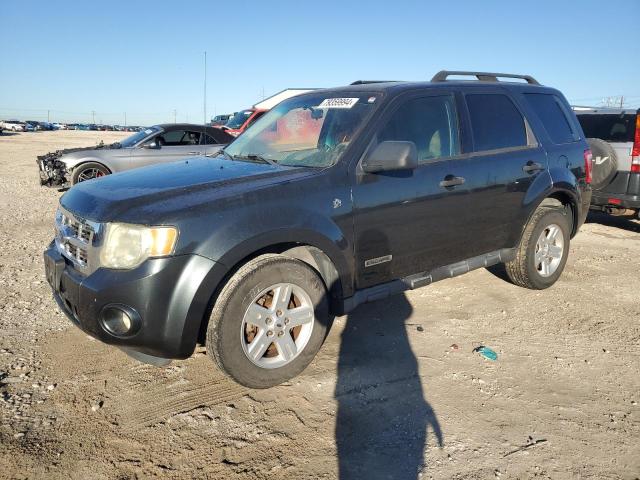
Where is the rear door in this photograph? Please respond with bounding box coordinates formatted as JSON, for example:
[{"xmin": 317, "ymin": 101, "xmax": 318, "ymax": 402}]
[{"xmin": 460, "ymin": 88, "xmax": 549, "ymax": 251}]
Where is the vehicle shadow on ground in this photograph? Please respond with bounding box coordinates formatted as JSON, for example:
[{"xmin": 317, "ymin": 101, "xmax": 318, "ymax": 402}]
[
  {"xmin": 586, "ymin": 211, "xmax": 640, "ymax": 233},
  {"xmin": 334, "ymin": 293, "xmax": 443, "ymax": 480}
]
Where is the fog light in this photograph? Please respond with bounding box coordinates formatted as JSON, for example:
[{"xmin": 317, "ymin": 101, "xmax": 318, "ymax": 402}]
[{"xmin": 100, "ymin": 305, "xmax": 140, "ymax": 337}]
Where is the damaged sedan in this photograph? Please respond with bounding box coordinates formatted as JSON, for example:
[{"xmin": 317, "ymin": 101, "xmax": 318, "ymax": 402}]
[{"xmin": 38, "ymin": 123, "xmax": 234, "ymax": 188}]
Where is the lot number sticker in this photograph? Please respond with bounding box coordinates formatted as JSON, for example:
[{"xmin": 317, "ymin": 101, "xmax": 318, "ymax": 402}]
[{"xmin": 317, "ymin": 98, "xmax": 359, "ymax": 109}]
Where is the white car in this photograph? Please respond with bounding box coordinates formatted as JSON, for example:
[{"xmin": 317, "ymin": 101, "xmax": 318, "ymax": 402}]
[
  {"xmin": 52, "ymin": 123, "xmax": 68, "ymax": 130},
  {"xmin": 2, "ymin": 120, "xmax": 25, "ymax": 132}
]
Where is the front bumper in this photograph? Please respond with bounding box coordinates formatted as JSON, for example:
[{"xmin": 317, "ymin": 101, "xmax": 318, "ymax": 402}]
[
  {"xmin": 37, "ymin": 155, "xmax": 70, "ymax": 188},
  {"xmin": 44, "ymin": 243, "xmax": 226, "ymax": 359}
]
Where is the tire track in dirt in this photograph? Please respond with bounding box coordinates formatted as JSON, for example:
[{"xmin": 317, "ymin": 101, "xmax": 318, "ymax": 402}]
[{"xmin": 118, "ymin": 372, "xmax": 247, "ymax": 432}]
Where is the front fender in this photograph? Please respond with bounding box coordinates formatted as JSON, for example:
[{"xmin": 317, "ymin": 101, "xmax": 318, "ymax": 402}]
[
  {"xmin": 63, "ymin": 155, "xmax": 112, "ymax": 172},
  {"xmin": 189, "ymin": 206, "xmax": 354, "ymax": 298}
]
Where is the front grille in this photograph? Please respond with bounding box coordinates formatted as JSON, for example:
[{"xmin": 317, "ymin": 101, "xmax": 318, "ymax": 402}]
[
  {"xmin": 55, "ymin": 208, "xmax": 100, "ymax": 274},
  {"xmin": 64, "ymin": 217, "xmax": 94, "ymax": 244}
]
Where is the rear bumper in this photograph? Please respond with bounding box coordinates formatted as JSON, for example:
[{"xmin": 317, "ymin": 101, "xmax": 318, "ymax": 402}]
[
  {"xmin": 591, "ymin": 191, "xmax": 640, "ymax": 209},
  {"xmin": 44, "ymin": 244, "xmax": 227, "ymax": 359},
  {"xmin": 591, "ymin": 171, "xmax": 640, "ymax": 209}
]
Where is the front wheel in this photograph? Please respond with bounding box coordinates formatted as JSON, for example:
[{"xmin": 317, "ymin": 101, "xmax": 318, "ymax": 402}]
[
  {"xmin": 505, "ymin": 205, "xmax": 571, "ymax": 290},
  {"xmin": 206, "ymin": 254, "xmax": 332, "ymax": 388},
  {"xmin": 71, "ymin": 162, "xmax": 110, "ymax": 184}
]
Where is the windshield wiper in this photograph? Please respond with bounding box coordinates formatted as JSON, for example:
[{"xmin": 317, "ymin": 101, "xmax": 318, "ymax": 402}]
[{"xmin": 234, "ymin": 153, "xmax": 278, "ymax": 166}]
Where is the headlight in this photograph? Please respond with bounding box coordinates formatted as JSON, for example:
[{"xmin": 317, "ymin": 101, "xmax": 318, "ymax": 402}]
[{"xmin": 99, "ymin": 223, "xmax": 178, "ymax": 269}]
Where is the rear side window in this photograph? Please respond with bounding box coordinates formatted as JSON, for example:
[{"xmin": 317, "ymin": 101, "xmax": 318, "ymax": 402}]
[
  {"xmin": 203, "ymin": 134, "xmax": 219, "ymax": 145},
  {"xmin": 577, "ymin": 114, "xmax": 637, "ymax": 143},
  {"xmin": 524, "ymin": 93, "xmax": 576, "ymax": 144},
  {"xmin": 466, "ymin": 94, "xmax": 527, "ymax": 151},
  {"xmin": 378, "ymin": 95, "xmax": 460, "ymax": 162},
  {"xmin": 156, "ymin": 130, "xmax": 201, "ymax": 146}
]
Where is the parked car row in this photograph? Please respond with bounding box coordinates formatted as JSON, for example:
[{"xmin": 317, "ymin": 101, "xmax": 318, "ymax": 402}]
[
  {"xmin": 0, "ymin": 120, "xmax": 145, "ymax": 132},
  {"xmin": 1, "ymin": 119, "xmax": 35, "ymax": 131}
]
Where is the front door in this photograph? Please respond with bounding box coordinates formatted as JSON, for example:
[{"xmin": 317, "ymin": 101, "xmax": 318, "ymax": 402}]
[{"xmin": 352, "ymin": 92, "xmax": 478, "ymax": 289}]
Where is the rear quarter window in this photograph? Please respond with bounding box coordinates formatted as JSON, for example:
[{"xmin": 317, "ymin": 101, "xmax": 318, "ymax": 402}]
[
  {"xmin": 523, "ymin": 93, "xmax": 577, "ymax": 144},
  {"xmin": 576, "ymin": 114, "xmax": 636, "ymax": 143},
  {"xmin": 465, "ymin": 93, "xmax": 528, "ymax": 151}
]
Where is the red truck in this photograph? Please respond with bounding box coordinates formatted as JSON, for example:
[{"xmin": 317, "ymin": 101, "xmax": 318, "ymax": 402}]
[{"xmin": 218, "ymin": 88, "xmax": 315, "ymax": 137}]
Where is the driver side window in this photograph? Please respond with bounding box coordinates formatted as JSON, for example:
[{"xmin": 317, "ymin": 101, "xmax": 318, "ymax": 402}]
[{"xmin": 378, "ymin": 95, "xmax": 460, "ymax": 163}]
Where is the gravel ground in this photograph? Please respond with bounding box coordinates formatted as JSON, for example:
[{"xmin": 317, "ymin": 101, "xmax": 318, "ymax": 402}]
[{"xmin": 0, "ymin": 131, "xmax": 639, "ymax": 480}]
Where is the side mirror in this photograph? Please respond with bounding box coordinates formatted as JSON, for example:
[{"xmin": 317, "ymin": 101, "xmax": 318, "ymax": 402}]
[
  {"xmin": 143, "ymin": 142, "xmax": 160, "ymax": 149},
  {"xmin": 361, "ymin": 141, "xmax": 418, "ymax": 173}
]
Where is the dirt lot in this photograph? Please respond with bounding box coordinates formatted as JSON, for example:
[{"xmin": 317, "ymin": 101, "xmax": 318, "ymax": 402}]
[{"xmin": 0, "ymin": 131, "xmax": 638, "ymax": 479}]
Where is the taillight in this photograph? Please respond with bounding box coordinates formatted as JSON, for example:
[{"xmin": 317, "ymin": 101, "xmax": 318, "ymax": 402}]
[
  {"xmin": 584, "ymin": 149, "xmax": 593, "ymax": 184},
  {"xmin": 632, "ymin": 113, "xmax": 640, "ymax": 173}
]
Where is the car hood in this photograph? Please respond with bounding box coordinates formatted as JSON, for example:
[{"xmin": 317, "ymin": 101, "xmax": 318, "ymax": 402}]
[
  {"xmin": 40, "ymin": 142, "xmax": 123, "ymax": 164},
  {"xmin": 60, "ymin": 156, "xmax": 315, "ymax": 223}
]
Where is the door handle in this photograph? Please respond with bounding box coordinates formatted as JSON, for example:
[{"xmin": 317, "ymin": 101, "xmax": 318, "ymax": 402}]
[
  {"xmin": 439, "ymin": 175, "xmax": 465, "ymax": 188},
  {"xmin": 187, "ymin": 151, "xmax": 201, "ymax": 155},
  {"xmin": 522, "ymin": 161, "xmax": 544, "ymax": 173}
]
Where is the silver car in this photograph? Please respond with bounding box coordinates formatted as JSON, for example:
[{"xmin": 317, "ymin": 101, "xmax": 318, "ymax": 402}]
[{"xmin": 38, "ymin": 123, "xmax": 234, "ymax": 188}]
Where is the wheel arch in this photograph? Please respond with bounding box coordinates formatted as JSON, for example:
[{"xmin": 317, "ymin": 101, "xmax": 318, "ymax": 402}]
[
  {"xmin": 195, "ymin": 235, "xmax": 351, "ymax": 344},
  {"xmin": 69, "ymin": 159, "xmax": 113, "ymax": 173},
  {"xmin": 520, "ymin": 188, "xmax": 578, "ymax": 245},
  {"xmin": 541, "ymin": 189, "xmax": 578, "ymax": 237}
]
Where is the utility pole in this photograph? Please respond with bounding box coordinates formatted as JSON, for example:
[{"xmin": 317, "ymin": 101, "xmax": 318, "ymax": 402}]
[
  {"xmin": 204, "ymin": 51, "xmax": 207, "ymax": 125},
  {"xmin": 124, "ymin": 112, "xmax": 127, "ymax": 127},
  {"xmin": 91, "ymin": 110, "xmax": 96, "ymax": 124},
  {"xmin": 173, "ymin": 109, "xmax": 177, "ymax": 123},
  {"xmin": 620, "ymin": 96, "xmax": 624, "ymax": 108},
  {"xmin": 47, "ymin": 110, "xmax": 50, "ymax": 123}
]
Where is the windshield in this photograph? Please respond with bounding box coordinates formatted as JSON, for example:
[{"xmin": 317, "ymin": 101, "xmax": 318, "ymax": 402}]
[
  {"xmin": 224, "ymin": 93, "xmax": 379, "ymax": 168},
  {"xmin": 225, "ymin": 110, "xmax": 253, "ymax": 129},
  {"xmin": 120, "ymin": 126, "xmax": 161, "ymax": 147}
]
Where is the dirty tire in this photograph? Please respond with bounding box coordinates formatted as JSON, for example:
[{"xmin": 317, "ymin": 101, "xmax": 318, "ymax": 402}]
[
  {"xmin": 71, "ymin": 162, "xmax": 110, "ymax": 184},
  {"xmin": 206, "ymin": 254, "xmax": 332, "ymax": 389},
  {"xmin": 587, "ymin": 138, "xmax": 618, "ymax": 190},
  {"xmin": 505, "ymin": 206, "xmax": 571, "ymax": 290}
]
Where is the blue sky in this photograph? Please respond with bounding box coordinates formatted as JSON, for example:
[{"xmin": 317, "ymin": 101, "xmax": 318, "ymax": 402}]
[{"xmin": 1, "ymin": 0, "xmax": 639, "ymax": 125}]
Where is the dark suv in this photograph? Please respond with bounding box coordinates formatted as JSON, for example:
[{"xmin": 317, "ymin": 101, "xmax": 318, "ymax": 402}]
[{"xmin": 44, "ymin": 71, "xmax": 592, "ymax": 388}]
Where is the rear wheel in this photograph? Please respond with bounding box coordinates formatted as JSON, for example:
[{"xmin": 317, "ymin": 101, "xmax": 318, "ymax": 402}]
[
  {"xmin": 71, "ymin": 162, "xmax": 110, "ymax": 184},
  {"xmin": 206, "ymin": 254, "xmax": 332, "ymax": 388},
  {"xmin": 505, "ymin": 205, "xmax": 571, "ymax": 289}
]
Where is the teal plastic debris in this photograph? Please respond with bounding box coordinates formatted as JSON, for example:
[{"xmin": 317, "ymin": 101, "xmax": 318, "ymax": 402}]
[{"xmin": 474, "ymin": 345, "xmax": 498, "ymax": 361}]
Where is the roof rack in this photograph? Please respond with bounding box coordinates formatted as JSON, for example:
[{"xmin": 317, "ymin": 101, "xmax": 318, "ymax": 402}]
[
  {"xmin": 431, "ymin": 70, "xmax": 540, "ymax": 85},
  {"xmin": 350, "ymin": 80, "xmax": 401, "ymax": 85}
]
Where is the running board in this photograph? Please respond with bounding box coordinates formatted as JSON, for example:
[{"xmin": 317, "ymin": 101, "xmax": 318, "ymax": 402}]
[{"xmin": 341, "ymin": 248, "xmax": 516, "ymax": 314}]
